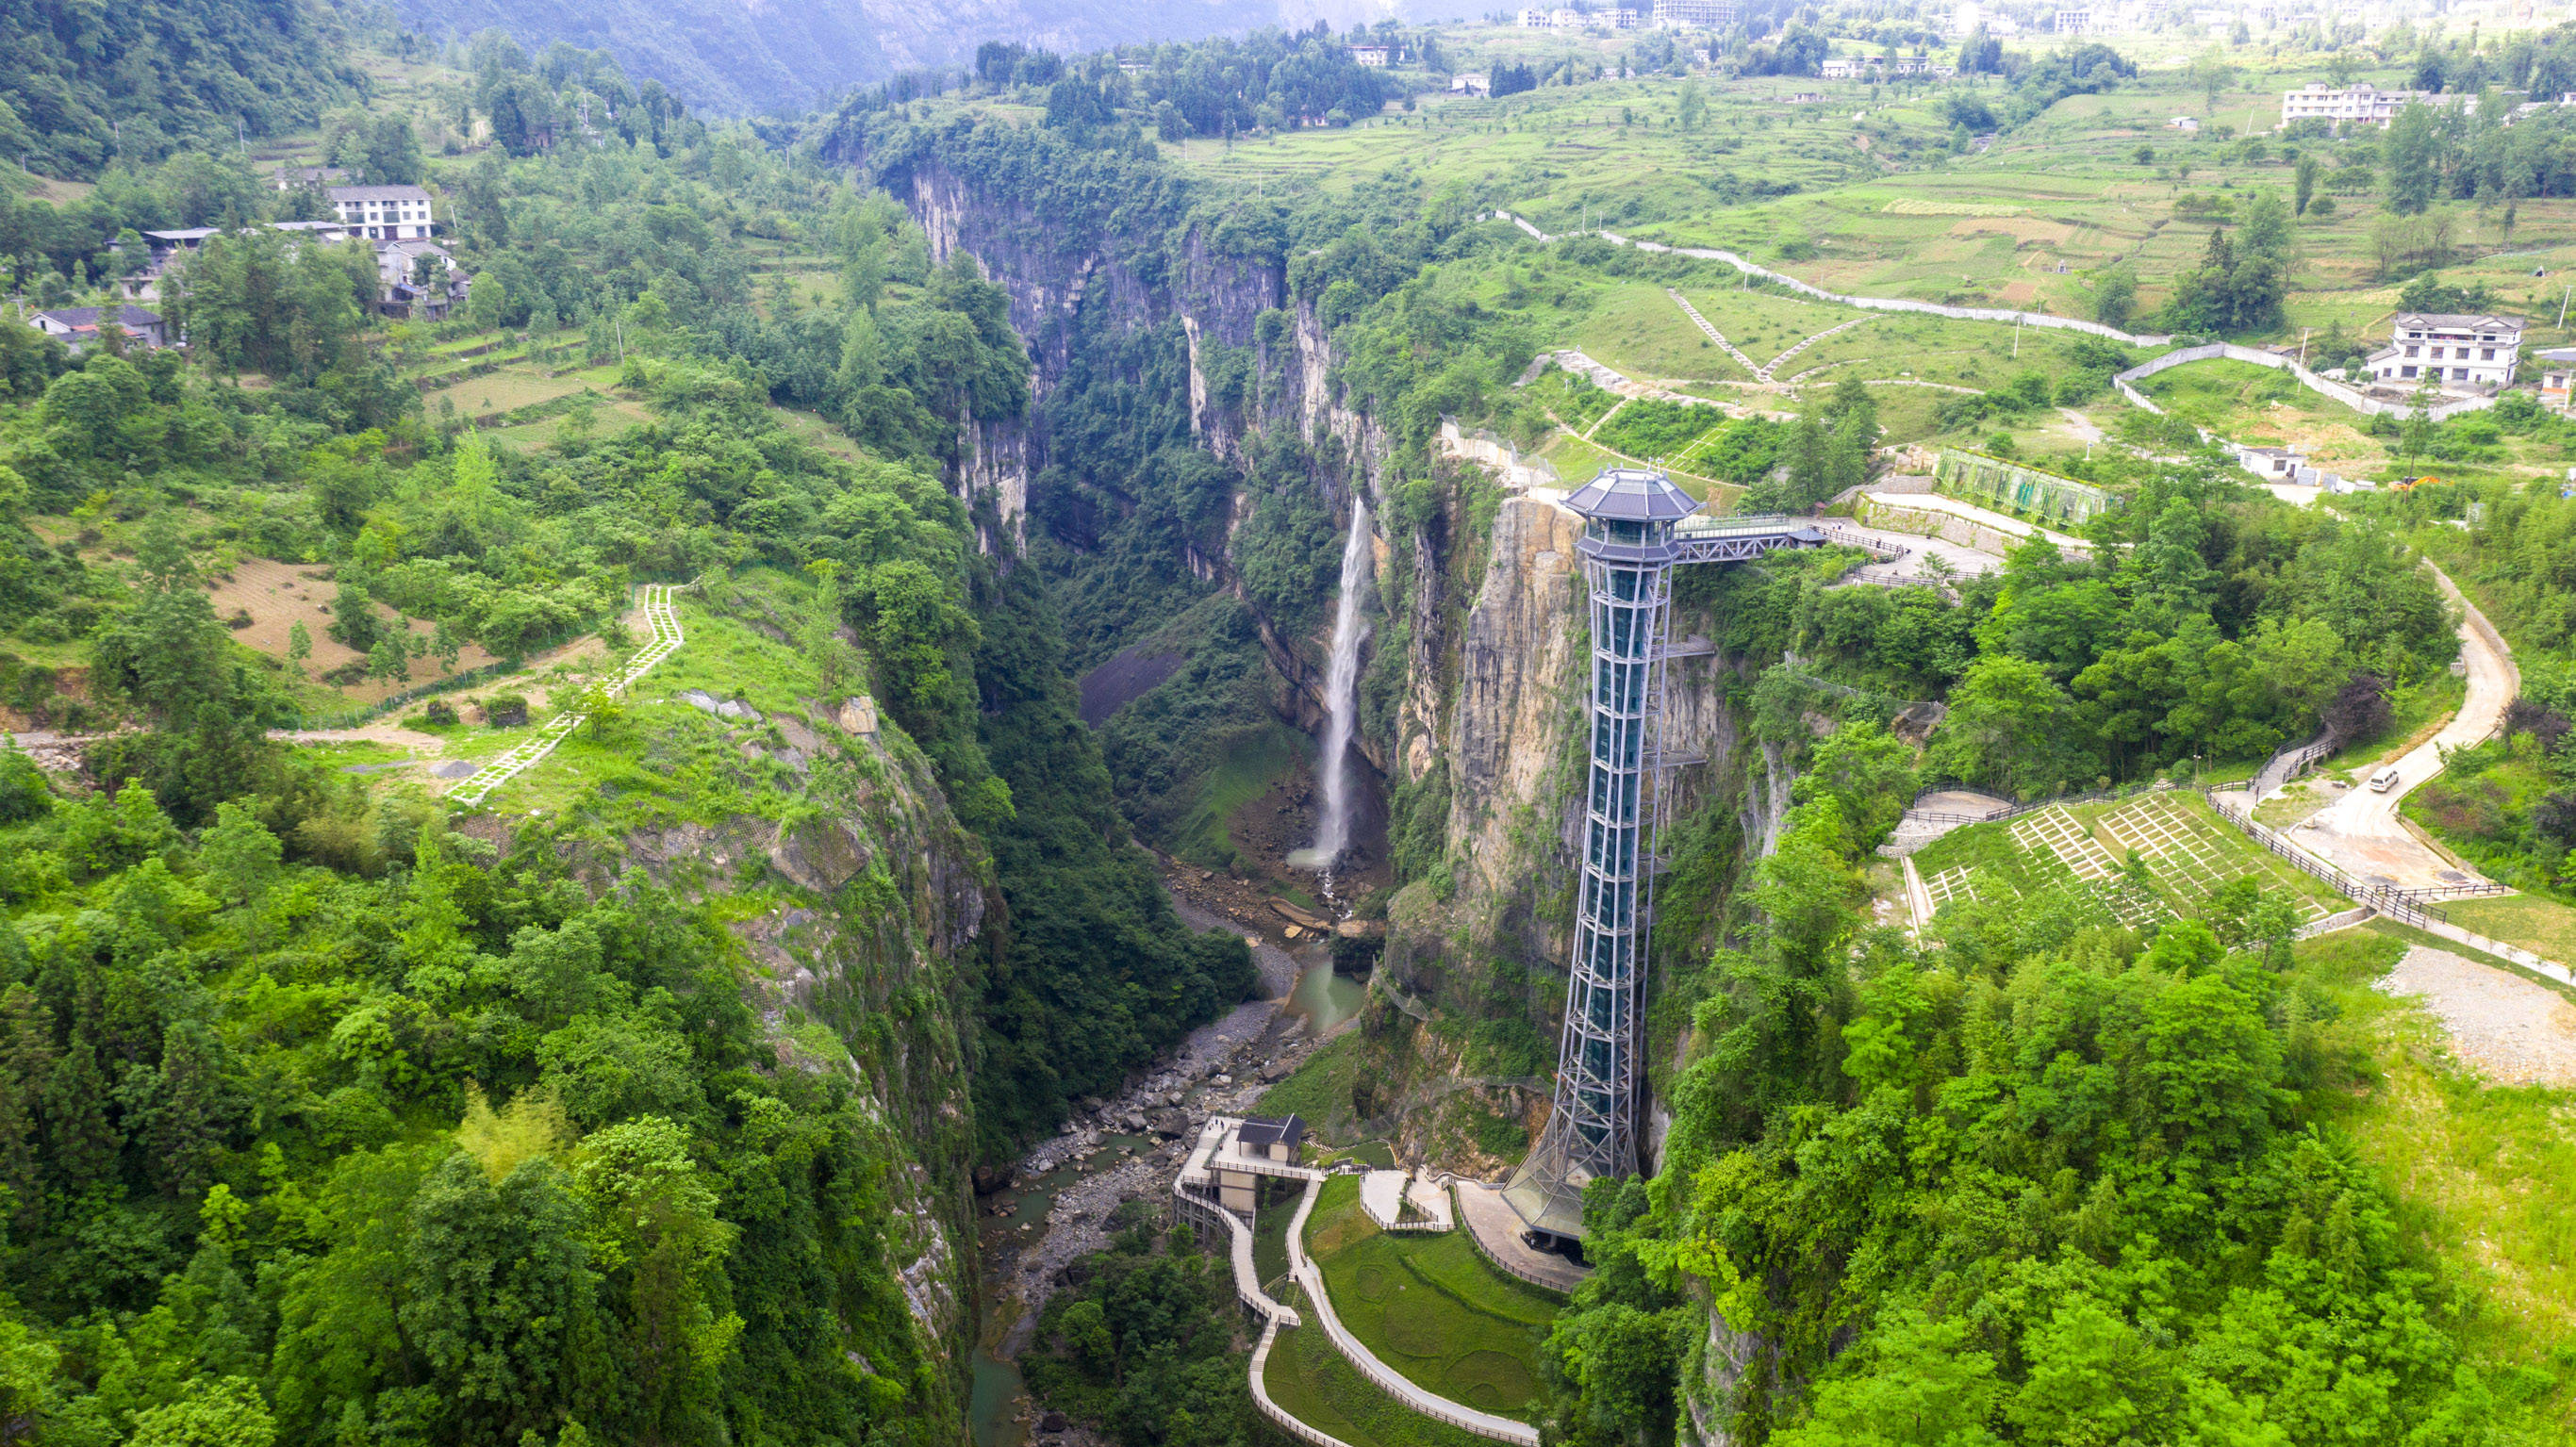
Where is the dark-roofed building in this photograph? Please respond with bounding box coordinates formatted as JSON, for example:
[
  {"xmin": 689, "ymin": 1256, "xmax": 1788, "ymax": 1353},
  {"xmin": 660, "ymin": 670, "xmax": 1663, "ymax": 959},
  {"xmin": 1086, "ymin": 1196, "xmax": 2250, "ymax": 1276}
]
[
  {"xmin": 28, "ymin": 304, "xmax": 169, "ymax": 353},
  {"xmin": 274, "ymin": 163, "xmax": 349, "ymax": 191},
  {"xmin": 372, "ymin": 237, "xmax": 470, "ymax": 320},
  {"xmin": 1236, "ymin": 1115, "xmax": 1306, "ymax": 1157},
  {"xmin": 327, "ymin": 185, "xmax": 435, "ymax": 240}
]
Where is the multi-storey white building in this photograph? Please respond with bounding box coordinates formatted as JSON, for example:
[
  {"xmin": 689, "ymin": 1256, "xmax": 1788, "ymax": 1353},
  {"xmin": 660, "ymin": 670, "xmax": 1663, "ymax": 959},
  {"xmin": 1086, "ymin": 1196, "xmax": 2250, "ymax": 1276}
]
[
  {"xmin": 327, "ymin": 185, "xmax": 435, "ymax": 240},
  {"xmin": 1821, "ymin": 55, "xmax": 1876, "ymax": 78},
  {"xmin": 1651, "ymin": 0, "xmax": 1740, "ymax": 25},
  {"xmin": 2365, "ymin": 313, "xmax": 2525, "ymax": 390},
  {"xmin": 2279, "ymin": 81, "xmax": 2430, "ymax": 127},
  {"xmin": 2055, "ymin": 8, "xmax": 2093, "ymax": 30}
]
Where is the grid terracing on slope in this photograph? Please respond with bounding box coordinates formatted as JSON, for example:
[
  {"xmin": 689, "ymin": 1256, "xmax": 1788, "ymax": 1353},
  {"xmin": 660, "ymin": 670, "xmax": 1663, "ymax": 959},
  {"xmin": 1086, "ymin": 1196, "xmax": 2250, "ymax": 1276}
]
[{"xmin": 2096, "ymin": 792, "xmax": 2333, "ymax": 922}]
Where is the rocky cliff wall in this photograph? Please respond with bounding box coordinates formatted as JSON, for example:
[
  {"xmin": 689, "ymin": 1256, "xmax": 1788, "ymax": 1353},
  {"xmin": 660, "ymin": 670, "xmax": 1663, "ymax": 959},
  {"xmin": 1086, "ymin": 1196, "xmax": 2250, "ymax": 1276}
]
[{"xmin": 569, "ymin": 586, "xmax": 992, "ymax": 1432}]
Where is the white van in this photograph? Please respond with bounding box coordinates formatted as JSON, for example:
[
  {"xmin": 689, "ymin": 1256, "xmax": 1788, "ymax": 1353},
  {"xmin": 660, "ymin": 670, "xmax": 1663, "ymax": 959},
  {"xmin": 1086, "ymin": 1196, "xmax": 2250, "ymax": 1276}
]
[{"xmin": 2368, "ymin": 765, "xmax": 2403, "ymax": 794}]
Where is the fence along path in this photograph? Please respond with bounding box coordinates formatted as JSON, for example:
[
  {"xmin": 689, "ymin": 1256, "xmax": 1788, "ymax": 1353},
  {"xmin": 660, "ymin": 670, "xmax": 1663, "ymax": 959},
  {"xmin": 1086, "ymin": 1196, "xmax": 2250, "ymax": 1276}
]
[{"xmin": 448, "ymin": 584, "xmax": 685, "ymax": 807}]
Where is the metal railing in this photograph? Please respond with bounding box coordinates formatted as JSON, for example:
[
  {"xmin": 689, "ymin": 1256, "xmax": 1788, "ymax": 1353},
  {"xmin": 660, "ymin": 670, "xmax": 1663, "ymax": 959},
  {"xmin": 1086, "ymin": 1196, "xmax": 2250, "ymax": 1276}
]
[{"xmin": 2199, "ymin": 788, "xmax": 2449, "ymax": 929}]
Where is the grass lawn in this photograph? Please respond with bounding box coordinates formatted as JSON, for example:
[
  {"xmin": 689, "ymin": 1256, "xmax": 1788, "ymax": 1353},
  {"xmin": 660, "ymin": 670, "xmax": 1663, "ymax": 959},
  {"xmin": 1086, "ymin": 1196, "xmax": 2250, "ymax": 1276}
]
[
  {"xmin": 2299, "ymin": 928, "xmax": 2576, "ymax": 1438},
  {"xmin": 423, "ymin": 368, "xmax": 588, "ymax": 419},
  {"xmin": 1567, "ymin": 282, "xmax": 1755, "ymax": 384},
  {"xmin": 1538, "ymin": 432, "xmax": 1741, "ymax": 507},
  {"xmin": 1303, "ymin": 1175, "xmax": 1557, "ymax": 1422},
  {"xmin": 1261, "ymin": 1305, "xmax": 1496, "ymax": 1447},
  {"xmin": 1257, "ymin": 1034, "xmax": 1362, "ymax": 1136},
  {"xmin": 2437, "ymin": 894, "xmax": 2576, "ymax": 969}
]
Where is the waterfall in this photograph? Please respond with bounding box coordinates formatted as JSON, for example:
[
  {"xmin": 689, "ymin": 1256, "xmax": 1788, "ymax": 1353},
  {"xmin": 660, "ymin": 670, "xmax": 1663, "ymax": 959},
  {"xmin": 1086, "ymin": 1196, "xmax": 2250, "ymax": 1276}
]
[{"xmin": 1291, "ymin": 498, "xmax": 1373, "ymax": 879}]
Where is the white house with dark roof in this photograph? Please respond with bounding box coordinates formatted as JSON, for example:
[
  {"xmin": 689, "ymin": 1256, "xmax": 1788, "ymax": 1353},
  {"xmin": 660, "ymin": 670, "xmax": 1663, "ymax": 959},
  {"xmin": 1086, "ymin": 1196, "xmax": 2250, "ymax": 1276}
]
[
  {"xmin": 28, "ymin": 304, "xmax": 169, "ymax": 353},
  {"xmin": 2365, "ymin": 312, "xmax": 2525, "ymax": 391},
  {"xmin": 326, "ymin": 185, "xmax": 435, "ymax": 240}
]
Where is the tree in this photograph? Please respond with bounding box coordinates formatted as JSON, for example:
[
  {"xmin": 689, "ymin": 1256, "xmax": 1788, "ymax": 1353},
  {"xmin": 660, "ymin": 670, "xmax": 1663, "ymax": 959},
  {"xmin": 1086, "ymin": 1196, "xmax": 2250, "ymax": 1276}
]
[
  {"xmin": 2295, "ymin": 152, "xmax": 2320, "ymax": 215},
  {"xmin": 2385, "ymin": 101, "xmax": 2440, "ymax": 214},
  {"xmin": 286, "ymin": 621, "xmax": 312, "ymax": 678},
  {"xmin": 125, "ymin": 1377, "xmax": 276, "ymax": 1447},
  {"xmin": 2188, "ymin": 49, "xmax": 2239, "ymax": 113},
  {"xmin": 368, "ymin": 634, "xmax": 410, "ymax": 685},
  {"xmin": 200, "ymin": 800, "xmax": 283, "ymax": 909},
  {"xmin": 2093, "ymin": 267, "xmax": 2138, "ymax": 329},
  {"xmin": 401, "ymin": 1155, "xmax": 605, "ymax": 1447},
  {"xmin": 44, "ymin": 1034, "xmax": 122, "ymax": 1196},
  {"xmin": 1928, "ymin": 654, "xmax": 2088, "ymax": 797}
]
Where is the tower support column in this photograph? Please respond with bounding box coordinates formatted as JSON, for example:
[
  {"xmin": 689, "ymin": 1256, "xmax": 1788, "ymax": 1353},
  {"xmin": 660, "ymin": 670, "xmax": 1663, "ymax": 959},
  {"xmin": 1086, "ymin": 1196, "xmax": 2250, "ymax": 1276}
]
[{"xmin": 1503, "ymin": 468, "xmax": 1695, "ymax": 1244}]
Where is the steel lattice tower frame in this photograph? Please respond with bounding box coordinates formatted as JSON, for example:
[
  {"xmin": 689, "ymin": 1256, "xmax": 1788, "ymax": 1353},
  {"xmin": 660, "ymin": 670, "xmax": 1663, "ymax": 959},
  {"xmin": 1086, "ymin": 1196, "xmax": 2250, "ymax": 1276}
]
[{"xmin": 1503, "ymin": 468, "xmax": 1698, "ymax": 1244}]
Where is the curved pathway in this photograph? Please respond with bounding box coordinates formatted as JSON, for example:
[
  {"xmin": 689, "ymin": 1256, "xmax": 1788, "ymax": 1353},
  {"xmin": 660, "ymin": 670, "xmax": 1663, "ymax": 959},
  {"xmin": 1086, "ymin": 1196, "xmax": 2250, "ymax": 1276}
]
[
  {"xmin": 1494, "ymin": 211, "xmax": 2175, "ymax": 348},
  {"xmin": 448, "ymin": 584, "xmax": 685, "ymax": 808},
  {"xmin": 2286, "ymin": 563, "xmax": 2518, "ymax": 893},
  {"xmin": 1285, "ymin": 1181, "xmax": 1541, "ymax": 1446}
]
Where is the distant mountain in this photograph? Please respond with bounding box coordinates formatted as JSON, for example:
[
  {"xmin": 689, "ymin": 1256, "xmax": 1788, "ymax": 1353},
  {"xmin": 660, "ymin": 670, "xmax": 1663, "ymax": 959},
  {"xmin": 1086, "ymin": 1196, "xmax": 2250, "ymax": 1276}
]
[{"xmin": 391, "ymin": 0, "xmax": 1432, "ymax": 116}]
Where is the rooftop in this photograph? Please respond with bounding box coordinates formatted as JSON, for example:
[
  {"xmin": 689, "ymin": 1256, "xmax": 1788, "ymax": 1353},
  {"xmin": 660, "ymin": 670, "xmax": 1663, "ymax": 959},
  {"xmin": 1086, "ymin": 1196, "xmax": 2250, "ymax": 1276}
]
[
  {"xmin": 1563, "ymin": 466, "xmax": 1700, "ymax": 522},
  {"xmin": 32, "ymin": 304, "xmax": 163, "ymax": 331},
  {"xmin": 1236, "ymin": 1114, "xmax": 1306, "ymax": 1149},
  {"xmin": 327, "ymin": 185, "xmax": 431, "ymax": 203},
  {"xmin": 2393, "ymin": 312, "xmax": 2526, "ymax": 331}
]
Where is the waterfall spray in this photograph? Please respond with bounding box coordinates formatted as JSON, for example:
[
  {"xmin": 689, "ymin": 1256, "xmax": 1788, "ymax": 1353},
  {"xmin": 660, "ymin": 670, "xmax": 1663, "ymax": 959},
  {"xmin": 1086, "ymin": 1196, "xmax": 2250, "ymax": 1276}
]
[{"xmin": 1290, "ymin": 498, "xmax": 1372, "ymax": 880}]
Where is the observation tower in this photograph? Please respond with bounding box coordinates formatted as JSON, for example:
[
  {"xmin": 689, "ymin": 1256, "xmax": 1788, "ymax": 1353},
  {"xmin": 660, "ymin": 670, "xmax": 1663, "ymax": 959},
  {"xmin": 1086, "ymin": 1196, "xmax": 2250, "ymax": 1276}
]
[{"xmin": 1503, "ymin": 467, "xmax": 1846, "ymax": 1244}]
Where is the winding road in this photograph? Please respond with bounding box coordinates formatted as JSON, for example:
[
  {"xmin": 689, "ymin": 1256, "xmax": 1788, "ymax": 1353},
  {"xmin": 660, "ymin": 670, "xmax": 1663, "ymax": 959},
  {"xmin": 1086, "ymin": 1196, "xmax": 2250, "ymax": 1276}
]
[{"xmin": 2285, "ymin": 564, "xmax": 2518, "ymax": 894}]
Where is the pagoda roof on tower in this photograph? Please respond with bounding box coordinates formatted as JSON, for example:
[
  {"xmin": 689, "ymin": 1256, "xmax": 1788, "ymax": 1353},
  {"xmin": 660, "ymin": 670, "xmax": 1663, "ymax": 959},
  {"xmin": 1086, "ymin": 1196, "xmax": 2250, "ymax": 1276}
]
[{"xmin": 1562, "ymin": 466, "xmax": 1699, "ymax": 522}]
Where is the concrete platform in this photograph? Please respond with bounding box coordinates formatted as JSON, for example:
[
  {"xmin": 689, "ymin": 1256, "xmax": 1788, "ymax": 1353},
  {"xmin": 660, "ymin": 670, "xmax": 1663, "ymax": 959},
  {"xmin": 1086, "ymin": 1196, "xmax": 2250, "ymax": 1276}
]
[{"xmin": 1454, "ymin": 1181, "xmax": 1591, "ymax": 1294}]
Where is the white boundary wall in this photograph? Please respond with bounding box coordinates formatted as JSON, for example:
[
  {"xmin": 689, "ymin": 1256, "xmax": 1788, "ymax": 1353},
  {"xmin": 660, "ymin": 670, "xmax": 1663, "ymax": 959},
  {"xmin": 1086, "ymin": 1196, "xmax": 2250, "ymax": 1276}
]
[{"xmin": 2115, "ymin": 341, "xmax": 2499, "ymax": 421}]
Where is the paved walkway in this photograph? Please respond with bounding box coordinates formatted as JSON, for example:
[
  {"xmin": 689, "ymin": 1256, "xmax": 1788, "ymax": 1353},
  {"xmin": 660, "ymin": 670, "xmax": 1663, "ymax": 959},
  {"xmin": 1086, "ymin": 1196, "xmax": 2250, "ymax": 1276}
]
[
  {"xmin": 1827, "ymin": 518, "xmax": 2000, "ymax": 584},
  {"xmin": 2287, "ymin": 563, "xmax": 2517, "ymax": 893},
  {"xmin": 1453, "ymin": 1181, "xmax": 1592, "ymax": 1293},
  {"xmin": 1286, "ymin": 1184, "xmax": 1539, "ymax": 1446},
  {"xmin": 1360, "ymin": 1170, "xmax": 1456, "ymax": 1231}
]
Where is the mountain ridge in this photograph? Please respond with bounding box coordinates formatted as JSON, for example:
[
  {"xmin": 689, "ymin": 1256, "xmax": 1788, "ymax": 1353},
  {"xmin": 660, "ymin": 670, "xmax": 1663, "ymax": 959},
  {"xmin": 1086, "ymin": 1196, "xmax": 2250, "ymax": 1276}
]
[{"xmin": 394, "ymin": 0, "xmax": 1414, "ymax": 114}]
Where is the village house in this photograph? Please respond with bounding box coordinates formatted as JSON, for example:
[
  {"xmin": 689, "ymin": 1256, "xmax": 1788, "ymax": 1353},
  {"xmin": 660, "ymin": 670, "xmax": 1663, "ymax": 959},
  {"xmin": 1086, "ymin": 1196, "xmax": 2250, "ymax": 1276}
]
[
  {"xmin": 1349, "ymin": 44, "xmax": 1394, "ymax": 66},
  {"xmin": 1201, "ymin": 1115, "xmax": 1307, "ymax": 1212},
  {"xmin": 1651, "ymin": 0, "xmax": 1739, "ymax": 23},
  {"xmin": 2533, "ymin": 346, "xmax": 2576, "ymax": 410},
  {"xmin": 2365, "ymin": 312, "xmax": 2525, "ymax": 391},
  {"xmin": 2230, "ymin": 441, "xmax": 2305, "ymax": 478},
  {"xmin": 372, "ymin": 238, "xmax": 471, "ymax": 321},
  {"xmin": 1449, "ymin": 73, "xmax": 1492, "ymax": 95},
  {"xmin": 273, "ymin": 164, "xmax": 349, "ymax": 191},
  {"xmin": 327, "ymin": 185, "xmax": 436, "ymax": 241},
  {"xmin": 27, "ymin": 304, "xmax": 170, "ymax": 353},
  {"xmin": 2278, "ymin": 81, "xmax": 2439, "ymax": 127}
]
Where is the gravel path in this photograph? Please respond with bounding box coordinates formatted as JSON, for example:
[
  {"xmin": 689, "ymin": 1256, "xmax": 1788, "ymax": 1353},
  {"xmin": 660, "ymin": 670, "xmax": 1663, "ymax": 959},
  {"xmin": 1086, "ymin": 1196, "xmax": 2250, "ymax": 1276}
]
[{"xmin": 2378, "ymin": 946, "xmax": 2576, "ymax": 1088}]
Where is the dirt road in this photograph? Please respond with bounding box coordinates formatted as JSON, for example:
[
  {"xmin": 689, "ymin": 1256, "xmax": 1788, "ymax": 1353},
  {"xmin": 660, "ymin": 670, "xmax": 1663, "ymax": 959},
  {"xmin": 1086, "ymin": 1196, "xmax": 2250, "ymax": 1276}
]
[{"xmin": 2288, "ymin": 564, "xmax": 2517, "ymax": 892}]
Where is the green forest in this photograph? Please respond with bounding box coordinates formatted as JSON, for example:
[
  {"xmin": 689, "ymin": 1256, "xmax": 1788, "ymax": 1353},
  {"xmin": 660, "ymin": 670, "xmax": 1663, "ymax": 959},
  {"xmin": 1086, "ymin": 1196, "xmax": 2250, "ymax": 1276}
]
[{"xmin": 5, "ymin": 6, "xmax": 2576, "ymax": 1447}]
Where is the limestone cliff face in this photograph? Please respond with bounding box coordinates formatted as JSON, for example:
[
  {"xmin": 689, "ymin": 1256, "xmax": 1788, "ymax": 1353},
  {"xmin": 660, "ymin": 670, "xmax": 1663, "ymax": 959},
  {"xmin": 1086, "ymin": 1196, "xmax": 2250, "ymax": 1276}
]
[
  {"xmin": 1441, "ymin": 495, "xmax": 1586, "ymax": 936},
  {"xmin": 575, "ymin": 592, "xmax": 990, "ymax": 1434}
]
